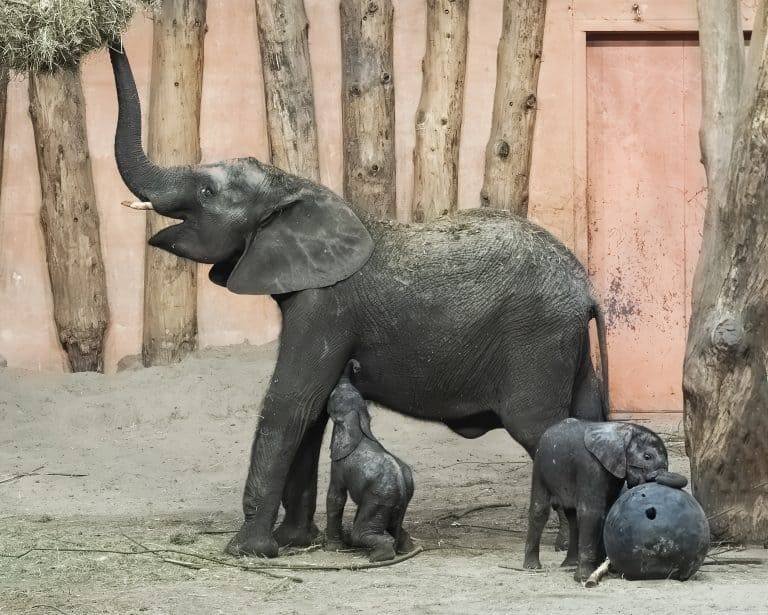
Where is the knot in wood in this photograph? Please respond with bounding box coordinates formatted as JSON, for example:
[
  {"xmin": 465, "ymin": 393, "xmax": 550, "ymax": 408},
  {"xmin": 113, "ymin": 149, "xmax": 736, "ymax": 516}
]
[
  {"xmin": 367, "ymin": 2, "xmax": 378, "ymax": 13},
  {"xmin": 494, "ymin": 140, "xmax": 510, "ymax": 159},
  {"xmin": 369, "ymin": 164, "xmax": 380, "ymax": 175},
  {"xmin": 525, "ymin": 94, "xmax": 537, "ymax": 109},
  {"xmin": 349, "ymin": 86, "xmax": 361, "ymax": 97},
  {"xmin": 381, "ymin": 72, "xmax": 391, "ymax": 84},
  {"xmin": 711, "ymin": 317, "xmax": 745, "ymax": 355}
]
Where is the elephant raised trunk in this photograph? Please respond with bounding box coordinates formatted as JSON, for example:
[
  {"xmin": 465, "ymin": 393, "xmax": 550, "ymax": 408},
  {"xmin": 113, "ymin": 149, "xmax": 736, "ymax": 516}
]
[{"xmin": 108, "ymin": 44, "xmax": 188, "ymax": 214}]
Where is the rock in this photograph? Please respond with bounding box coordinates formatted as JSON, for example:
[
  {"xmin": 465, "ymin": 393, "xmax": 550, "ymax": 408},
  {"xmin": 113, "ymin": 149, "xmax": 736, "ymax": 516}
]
[{"xmin": 116, "ymin": 354, "xmax": 143, "ymax": 372}]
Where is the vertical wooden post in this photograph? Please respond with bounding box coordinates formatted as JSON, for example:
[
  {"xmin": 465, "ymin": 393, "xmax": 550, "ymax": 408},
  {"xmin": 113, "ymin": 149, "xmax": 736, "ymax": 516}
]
[
  {"xmin": 410, "ymin": 0, "xmax": 468, "ymax": 223},
  {"xmin": 340, "ymin": 0, "xmax": 396, "ymax": 219},
  {"xmin": 684, "ymin": 0, "xmax": 768, "ymax": 541},
  {"xmin": 143, "ymin": 0, "xmax": 207, "ymax": 366},
  {"xmin": 481, "ymin": 0, "xmax": 547, "ymax": 216},
  {"xmin": 0, "ymin": 68, "xmax": 7, "ymax": 193},
  {"xmin": 28, "ymin": 67, "xmax": 109, "ymax": 372},
  {"xmin": 254, "ymin": 0, "xmax": 320, "ymax": 179}
]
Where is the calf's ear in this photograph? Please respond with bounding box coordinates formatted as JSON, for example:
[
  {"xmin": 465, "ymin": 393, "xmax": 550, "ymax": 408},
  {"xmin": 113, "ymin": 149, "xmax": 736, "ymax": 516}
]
[
  {"xmin": 225, "ymin": 192, "xmax": 373, "ymax": 295},
  {"xmin": 330, "ymin": 411, "xmax": 365, "ymax": 462},
  {"xmin": 584, "ymin": 423, "xmax": 632, "ymax": 478}
]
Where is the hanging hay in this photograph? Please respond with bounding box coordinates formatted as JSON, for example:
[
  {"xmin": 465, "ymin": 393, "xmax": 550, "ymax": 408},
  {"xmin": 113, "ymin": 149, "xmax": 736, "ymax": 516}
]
[{"xmin": 0, "ymin": 0, "xmax": 157, "ymax": 73}]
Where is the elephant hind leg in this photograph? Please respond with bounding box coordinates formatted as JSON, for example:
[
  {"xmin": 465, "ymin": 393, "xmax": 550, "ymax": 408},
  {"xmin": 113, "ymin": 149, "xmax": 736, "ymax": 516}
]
[
  {"xmin": 351, "ymin": 502, "xmax": 396, "ymax": 562},
  {"xmin": 560, "ymin": 508, "xmax": 579, "ymax": 567},
  {"xmin": 523, "ymin": 466, "xmax": 551, "ymax": 570}
]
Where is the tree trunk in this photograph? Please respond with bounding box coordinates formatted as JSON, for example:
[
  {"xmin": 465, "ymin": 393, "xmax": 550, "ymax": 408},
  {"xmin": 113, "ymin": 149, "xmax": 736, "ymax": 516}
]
[
  {"xmin": 28, "ymin": 67, "xmax": 109, "ymax": 372},
  {"xmin": 410, "ymin": 0, "xmax": 468, "ymax": 223},
  {"xmin": 684, "ymin": 0, "xmax": 768, "ymax": 542},
  {"xmin": 480, "ymin": 0, "xmax": 547, "ymax": 216},
  {"xmin": 254, "ymin": 0, "xmax": 320, "ymax": 180},
  {"xmin": 0, "ymin": 68, "xmax": 7, "ymax": 194},
  {"xmin": 340, "ymin": 0, "xmax": 396, "ymax": 219},
  {"xmin": 143, "ymin": 0, "xmax": 207, "ymax": 366}
]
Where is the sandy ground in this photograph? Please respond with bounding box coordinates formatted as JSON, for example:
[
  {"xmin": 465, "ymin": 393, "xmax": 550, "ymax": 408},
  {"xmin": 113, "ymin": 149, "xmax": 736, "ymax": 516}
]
[{"xmin": 1, "ymin": 342, "xmax": 767, "ymax": 615}]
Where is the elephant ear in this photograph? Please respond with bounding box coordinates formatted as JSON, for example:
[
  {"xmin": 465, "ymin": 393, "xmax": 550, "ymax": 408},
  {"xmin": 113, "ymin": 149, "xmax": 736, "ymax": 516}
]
[
  {"xmin": 225, "ymin": 193, "xmax": 374, "ymax": 295},
  {"xmin": 330, "ymin": 404, "xmax": 377, "ymax": 461},
  {"xmin": 330, "ymin": 411, "xmax": 364, "ymax": 462},
  {"xmin": 358, "ymin": 403, "xmax": 376, "ymax": 442},
  {"xmin": 584, "ymin": 423, "xmax": 632, "ymax": 479}
]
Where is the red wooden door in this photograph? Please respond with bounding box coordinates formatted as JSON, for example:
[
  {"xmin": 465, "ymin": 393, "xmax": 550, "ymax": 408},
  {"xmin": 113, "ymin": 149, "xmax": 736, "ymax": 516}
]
[{"xmin": 586, "ymin": 35, "xmax": 707, "ymax": 414}]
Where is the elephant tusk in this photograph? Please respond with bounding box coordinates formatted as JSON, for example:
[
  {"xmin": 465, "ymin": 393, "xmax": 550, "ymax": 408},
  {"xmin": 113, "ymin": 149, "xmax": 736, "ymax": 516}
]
[{"xmin": 121, "ymin": 200, "xmax": 154, "ymax": 210}]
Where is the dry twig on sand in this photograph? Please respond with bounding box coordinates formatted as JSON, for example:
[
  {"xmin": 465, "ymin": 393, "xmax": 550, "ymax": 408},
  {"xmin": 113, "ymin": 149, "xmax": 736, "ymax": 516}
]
[
  {"xmin": 498, "ymin": 564, "xmax": 548, "ymax": 573},
  {"xmin": 0, "ymin": 465, "xmax": 88, "ymax": 485},
  {"xmin": 0, "ymin": 538, "xmax": 423, "ymax": 577},
  {"xmin": 435, "ymin": 502, "xmax": 513, "ymax": 522},
  {"xmin": 584, "ymin": 559, "xmax": 611, "ymax": 587}
]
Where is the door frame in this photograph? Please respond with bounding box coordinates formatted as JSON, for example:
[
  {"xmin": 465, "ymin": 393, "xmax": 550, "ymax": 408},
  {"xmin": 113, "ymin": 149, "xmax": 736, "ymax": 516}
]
[{"xmin": 534, "ymin": 0, "xmax": 755, "ymax": 264}]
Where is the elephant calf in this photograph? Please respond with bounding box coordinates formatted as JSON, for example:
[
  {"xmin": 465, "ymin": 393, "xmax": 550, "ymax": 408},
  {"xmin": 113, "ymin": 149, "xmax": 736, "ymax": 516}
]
[
  {"xmin": 325, "ymin": 360, "xmax": 415, "ymax": 562},
  {"xmin": 523, "ymin": 418, "xmax": 669, "ymax": 581}
]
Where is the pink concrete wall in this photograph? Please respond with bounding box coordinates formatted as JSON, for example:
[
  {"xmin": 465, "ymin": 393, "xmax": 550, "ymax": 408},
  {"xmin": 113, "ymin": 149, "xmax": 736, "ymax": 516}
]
[
  {"xmin": 0, "ymin": 0, "xmax": 512, "ymax": 373},
  {"xmin": 0, "ymin": 0, "xmax": 744, "ymax": 419}
]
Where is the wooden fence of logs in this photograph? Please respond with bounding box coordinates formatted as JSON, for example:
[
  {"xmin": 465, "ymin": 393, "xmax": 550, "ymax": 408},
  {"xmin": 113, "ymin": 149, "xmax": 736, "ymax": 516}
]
[{"xmin": 0, "ymin": 0, "xmax": 546, "ymax": 370}]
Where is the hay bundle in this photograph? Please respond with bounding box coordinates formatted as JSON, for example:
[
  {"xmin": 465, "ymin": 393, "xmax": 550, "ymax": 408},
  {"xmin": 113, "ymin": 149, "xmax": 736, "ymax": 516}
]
[{"xmin": 0, "ymin": 0, "xmax": 156, "ymax": 73}]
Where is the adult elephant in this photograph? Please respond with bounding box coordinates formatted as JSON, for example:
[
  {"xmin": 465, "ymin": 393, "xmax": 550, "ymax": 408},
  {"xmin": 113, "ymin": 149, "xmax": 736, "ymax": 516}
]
[{"xmin": 108, "ymin": 46, "xmax": 609, "ymax": 557}]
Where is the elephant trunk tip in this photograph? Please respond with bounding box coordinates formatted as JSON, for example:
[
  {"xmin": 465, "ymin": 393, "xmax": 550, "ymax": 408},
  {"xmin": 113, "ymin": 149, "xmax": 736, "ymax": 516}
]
[{"xmin": 342, "ymin": 359, "xmax": 361, "ymax": 383}]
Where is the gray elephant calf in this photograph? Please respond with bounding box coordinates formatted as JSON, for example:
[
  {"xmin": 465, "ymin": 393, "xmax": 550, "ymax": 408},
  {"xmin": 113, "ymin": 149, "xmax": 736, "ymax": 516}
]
[
  {"xmin": 523, "ymin": 418, "xmax": 669, "ymax": 581},
  {"xmin": 325, "ymin": 360, "xmax": 415, "ymax": 561}
]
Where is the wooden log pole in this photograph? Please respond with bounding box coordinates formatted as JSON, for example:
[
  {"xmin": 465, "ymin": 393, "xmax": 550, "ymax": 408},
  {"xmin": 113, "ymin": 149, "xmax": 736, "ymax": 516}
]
[
  {"xmin": 684, "ymin": 0, "xmax": 768, "ymax": 541},
  {"xmin": 254, "ymin": 0, "xmax": 320, "ymax": 179},
  {"xmin": 410, "ymin": 0, "xmax": 468, "ymax": 223},
  {"xmin": 28, "ymin": 67, "xmax": 109, "ymax": 372},
  {"xmin": 143, "ymin": 0, "xmax": 207, "ymax": 366},
  {"xmin": 340, "ymin": 0, "xmax": 396, "ymax": 219},
  {"xmin": 480, "ymin": 0, "xmax": 547, "ymax": 216},
  {"xmin": 0, "ymin": 68, "xmax": 7, "ymax": 192}
]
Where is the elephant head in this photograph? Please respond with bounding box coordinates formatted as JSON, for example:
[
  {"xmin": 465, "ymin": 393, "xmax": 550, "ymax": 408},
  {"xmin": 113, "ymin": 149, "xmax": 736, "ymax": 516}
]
[
  {"xmin": 108, "ymin": 46, "xmax": 373, "ymax": 295},
  {"xmin": 328, "ymin": 360, "xmax": 375, "ymax": 461},
  {"xmin": 584, "ymin": 422, "xmax": 669, "ymax": 488}
]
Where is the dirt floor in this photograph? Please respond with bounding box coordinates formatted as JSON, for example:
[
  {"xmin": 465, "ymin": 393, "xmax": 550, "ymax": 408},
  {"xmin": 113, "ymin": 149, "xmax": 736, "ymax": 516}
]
[{"xmin": 1, "ymin": 342, "xmax": 767, "ymax": 615}]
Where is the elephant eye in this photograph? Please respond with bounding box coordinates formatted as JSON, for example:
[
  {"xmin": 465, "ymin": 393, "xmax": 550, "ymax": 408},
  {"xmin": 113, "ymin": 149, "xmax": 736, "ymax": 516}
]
[
  {"xmin": 643, "ymin": 452, "xmax": 653, "ymax": 461},
  {"xmin": 200, "ymin": 186, "xmax": 215, "ymax": 199}
]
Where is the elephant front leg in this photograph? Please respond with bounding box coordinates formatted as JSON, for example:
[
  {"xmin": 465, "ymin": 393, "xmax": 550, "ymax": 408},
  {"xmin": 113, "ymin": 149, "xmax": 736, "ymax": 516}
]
[
  {"xmin": 226, "ymin": 392, "xmax": 328, "ymax": 558},
  {"xmin": 575, "ymin": 507, "xmax": 605, "ymax": 582},
  {"xmin": 274, "ymin": 413, "xmax": 329, "ymax": 548},
  {"xmin": 325, "ymin": 467, "xmax": 348, "ymax": 551}
]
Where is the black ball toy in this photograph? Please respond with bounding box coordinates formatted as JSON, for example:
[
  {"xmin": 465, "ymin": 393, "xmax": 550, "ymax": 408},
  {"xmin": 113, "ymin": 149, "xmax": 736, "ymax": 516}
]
[{"xmin": 603, "ymin": 472, "xmax": 709, "ymax": 580}]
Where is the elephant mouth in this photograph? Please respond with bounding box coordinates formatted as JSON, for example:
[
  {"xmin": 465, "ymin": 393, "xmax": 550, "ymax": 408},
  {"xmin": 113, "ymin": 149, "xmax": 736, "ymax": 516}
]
[{"xmin": 209, "ymin": 252, "xmax": 242, "ymax": 286}]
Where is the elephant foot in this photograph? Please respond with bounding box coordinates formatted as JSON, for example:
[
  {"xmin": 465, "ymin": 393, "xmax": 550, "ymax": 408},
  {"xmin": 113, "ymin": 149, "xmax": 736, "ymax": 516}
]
[
  {"xmin": 396, "ymin": 529, "xmax": 415, "ymax": 554},
  {"xmin": 225, "ymin": 522, "xmax": 279, "ymax": 558},
  {"xmin": 369, "ymin": 543, "xmax": 397, "ymax": 562},
  {"xmin": 574, "ymin": 563, "xmax": 597, "ymax": 583},
  {"xmin": 523, "ymin": 556, "xmax": 542, "ymax": 570},
  {"xmin": 274, "ymin": 520, "xmax": 320, "ymax": 548},
  {"xmin": 324, "ymin": 538, "xmax": 345, "ymax": 552},
  {"xmin": 560, "ymin": 554, "xmax": 578, "ymax": 568}
]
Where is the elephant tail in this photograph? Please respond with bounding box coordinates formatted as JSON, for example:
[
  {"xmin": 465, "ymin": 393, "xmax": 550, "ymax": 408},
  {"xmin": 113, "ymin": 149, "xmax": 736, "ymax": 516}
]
[{"xmin": 591, "ymin": 301, "xmax": 610, "ymax": 419}]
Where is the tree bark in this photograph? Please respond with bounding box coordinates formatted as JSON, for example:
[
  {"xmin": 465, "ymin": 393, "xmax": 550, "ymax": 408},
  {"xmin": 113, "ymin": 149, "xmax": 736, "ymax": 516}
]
[
  {"xmin": 28, "ymin": 67, "xmax": 109, "ymax": 372},
  {"xmin": 480, "ymin": 0, "xmax": 547, "ymax": 216},
  {"xmin": 410, "ymin": 0, "xmax": 468, "ymax": 223},
  {"xmin": 340, "ymin": 0, "xmax": 396, "ymax": 219},
  {"xmin": 254, "ymin": 0, "xmax": 320, "ymax": 180},
  {"xmin": 143, "ymin": 0, "xmax": 207, "ymax": 366},
  {"xmin": 684, "ymin": 0, "xmax": 768, "ymax": 542},
  {"xmin": 0, "ymin": 68, "xmax": 7, "ymax": 194}
]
